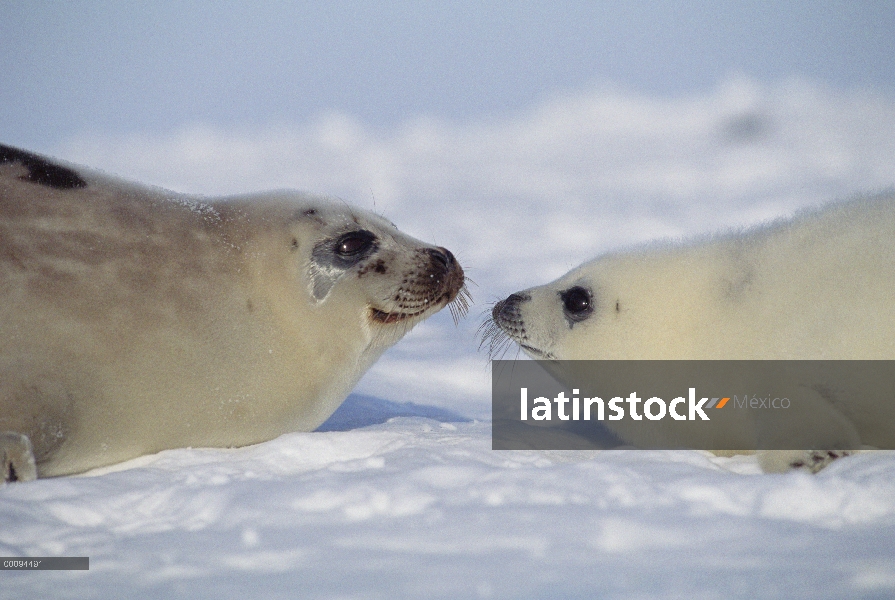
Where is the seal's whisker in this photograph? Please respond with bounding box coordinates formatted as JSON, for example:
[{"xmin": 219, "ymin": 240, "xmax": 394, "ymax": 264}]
[{"xmin": 447, "ymin": 281, "xmax": 473, "ymax": 325}]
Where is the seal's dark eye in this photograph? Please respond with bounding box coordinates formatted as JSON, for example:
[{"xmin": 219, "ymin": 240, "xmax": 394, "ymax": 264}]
[
  {"xmin": 335, "ymin": 230, "xmax": 376, "ymax": 257},
  {"xmin": 560, "ymin": 286, "xmax": 593, "ymax": 321}
]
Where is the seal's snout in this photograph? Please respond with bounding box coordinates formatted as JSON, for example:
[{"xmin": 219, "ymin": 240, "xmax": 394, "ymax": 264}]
[
  {"xmin": 480, "ymin": 292, "xmax": 544, "ymax": 359},
  {"xmin": 369, "ymin": 244, "xmax": 468, "ymax": 326},
  {"xmin": 492, "ymin": 293, "xmax": 529, "ymax": 326}
]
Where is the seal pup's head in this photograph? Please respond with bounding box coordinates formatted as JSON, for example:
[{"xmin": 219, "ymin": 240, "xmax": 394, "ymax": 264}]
[
  {"xmin": 485, "ymin": 282, "xmax": 589, "ymax": 361},
  {"xmin": 484, "ymin": 249, "xmax": 689, "ymax": 361}
]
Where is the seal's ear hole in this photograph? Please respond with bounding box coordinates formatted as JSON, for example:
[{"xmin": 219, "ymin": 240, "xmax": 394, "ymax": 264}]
[
  {"xmin": 335, "ymin": 230, "xmax": 376, "ymax": 257},
  {"xmin": 560, "ymin": 286, "xmax": 593, "ymax": 322}
]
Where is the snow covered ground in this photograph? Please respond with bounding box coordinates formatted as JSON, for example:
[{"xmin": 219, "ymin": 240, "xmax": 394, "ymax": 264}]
[{"xmin": 4, "ymin": 78, "xmax": 895, "ymax": 598}]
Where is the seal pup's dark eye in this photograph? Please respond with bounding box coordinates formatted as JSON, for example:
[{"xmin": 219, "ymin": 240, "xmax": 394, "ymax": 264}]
[
  {"xmin": 560, "ymin": 286, "xmax": 593, "ymax": 321},
  {"xmin": 335, "ymin": 230, "xmax": 376, "ymax": 257}
]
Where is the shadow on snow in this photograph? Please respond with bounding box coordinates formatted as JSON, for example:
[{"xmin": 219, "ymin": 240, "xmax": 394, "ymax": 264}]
[{"xmin": 315, "ymin": 393, "xmax": 472, "ymax": 432}]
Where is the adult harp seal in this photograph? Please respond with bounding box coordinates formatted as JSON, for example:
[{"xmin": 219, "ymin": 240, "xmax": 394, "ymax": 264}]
[{"xmin": 0, "ymin": 144, "xmax": 468, "ymax": 480}]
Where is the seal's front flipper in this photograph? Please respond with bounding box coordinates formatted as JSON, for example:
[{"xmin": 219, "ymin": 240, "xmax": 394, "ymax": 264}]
[
  {"xmin": 1, "ymin": 432, "xmax": 37, "ymax": 482},
  {"xmin": 757, "ymin": 449, "xmax": 854, "ymax": 473}
]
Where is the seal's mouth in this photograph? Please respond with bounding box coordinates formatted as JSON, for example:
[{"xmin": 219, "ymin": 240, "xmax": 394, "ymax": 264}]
[
  {"xmin": 369, "ymin": 282, "xmax": 472, "ymax": 327},
  {"xmin": 368, "ymin": 291, "xmax": 457, "ymax": 325},
  {"xmin": 520, "ymin": 343, "xmax": 557, "ymax": 360},
  {"xmin": 369, "ymin": 307, "xmax": 428, "ymax": 324}
]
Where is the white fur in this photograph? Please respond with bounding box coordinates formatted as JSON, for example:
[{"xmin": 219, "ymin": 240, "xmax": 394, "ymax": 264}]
[{"xmin": 495, "ymin": 192, "xmax": 895, "ymax": 471}]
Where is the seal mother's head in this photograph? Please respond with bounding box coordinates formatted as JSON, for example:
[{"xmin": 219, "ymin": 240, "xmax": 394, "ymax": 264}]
[{"xmin": 0, "ymin": 143, "xmax": 468, "ymax": 480}]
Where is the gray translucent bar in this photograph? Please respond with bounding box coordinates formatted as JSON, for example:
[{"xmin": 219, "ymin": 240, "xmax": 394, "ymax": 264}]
[
  {"xmin": 1, "ymin": 557, "xmax": 89, "ymax": 570},
  {"xmin": 492, "ymin": 360, "xmax": 895, "ymax": 451}
]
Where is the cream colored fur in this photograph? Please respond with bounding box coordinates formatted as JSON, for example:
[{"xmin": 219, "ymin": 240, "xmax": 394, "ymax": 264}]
[
  {"xmin": 497, "ymin": 192, "xmax": 895, "ymax": 472},
  {"xmin": 0, "ymin": 146, "xmax": 465, "ymax": 479}
]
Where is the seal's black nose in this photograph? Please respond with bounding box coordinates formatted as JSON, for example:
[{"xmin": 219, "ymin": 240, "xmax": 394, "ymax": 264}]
[
  {"xmin": 492, "ymin": 293, "xmax": 529, "ymax": 322},
  {"xmin": 428, "ymin": 247, "xmax": 455, "ymax": 270}
]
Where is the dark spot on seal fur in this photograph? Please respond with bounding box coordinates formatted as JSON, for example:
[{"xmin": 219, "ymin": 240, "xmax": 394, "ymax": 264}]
[
  {"xmin": 294, "ymin": 208, "xmax": 324, "ymax": 225},
  {"xmin": 358, "ymin": 258, "xmax": 389, "ymax": 277},
  {"xmin": 0, "ymin": 144, "xmax": 87, "ymax": 190},
  {"xmin": 290, "ymin": 238, "xmax": 298, "ymax": 251},
  {"xmin": 246, "ymin": 298, "xmax": 254, "ymax": 313}
]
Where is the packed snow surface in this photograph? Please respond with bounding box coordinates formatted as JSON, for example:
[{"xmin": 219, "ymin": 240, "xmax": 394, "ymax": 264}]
[{"xmin": 4, "ymin": 79, "xmax": 895, "ymax": 598}]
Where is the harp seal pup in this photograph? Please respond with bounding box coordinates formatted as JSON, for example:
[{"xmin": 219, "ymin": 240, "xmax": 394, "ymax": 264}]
[
  {"xmin": 488, "ymin": 192, "xmax": 895, "ymax": 472},
  {"xmin": 0, "ymin": 144, "xmax": 468, "ymax": 481}
]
